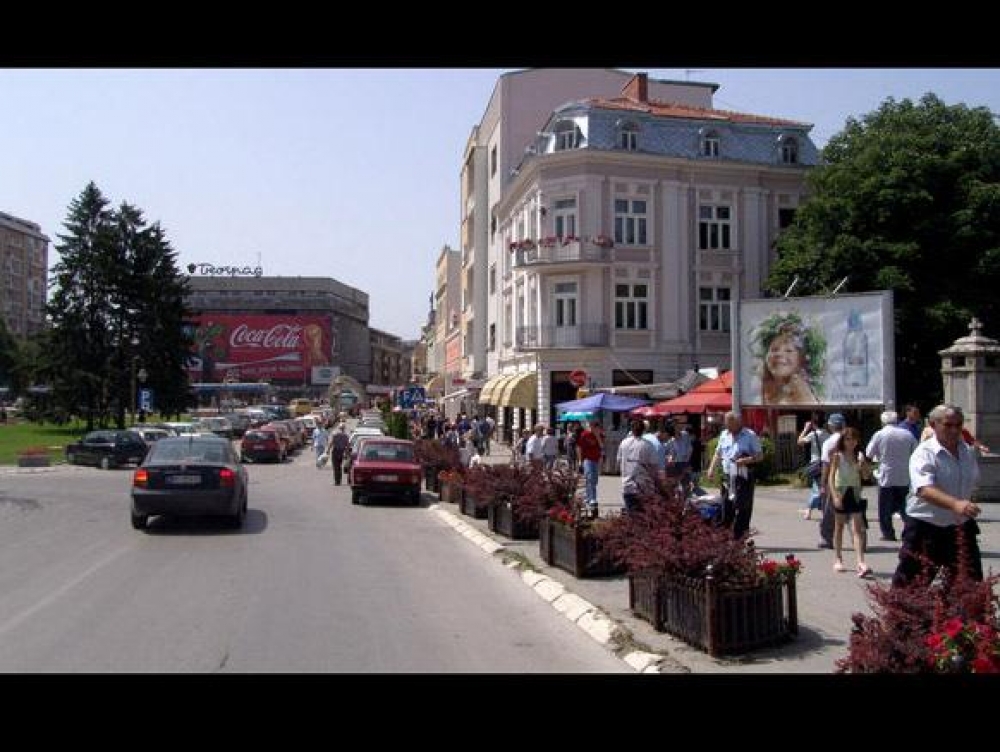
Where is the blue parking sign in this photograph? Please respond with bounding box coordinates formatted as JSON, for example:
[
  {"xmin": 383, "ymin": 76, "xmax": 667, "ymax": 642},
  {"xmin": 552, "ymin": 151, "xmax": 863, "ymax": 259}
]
[{"xmin": 139, "ymin": 388, "xmax": 153, "ymax": 411}]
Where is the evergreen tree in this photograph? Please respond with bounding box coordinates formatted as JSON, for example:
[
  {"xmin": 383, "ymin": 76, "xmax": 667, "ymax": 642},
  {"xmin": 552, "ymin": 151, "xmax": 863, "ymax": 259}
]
[{"xmin": 767, "ymin": 94, "xmax": 1000, "ymax": 407}]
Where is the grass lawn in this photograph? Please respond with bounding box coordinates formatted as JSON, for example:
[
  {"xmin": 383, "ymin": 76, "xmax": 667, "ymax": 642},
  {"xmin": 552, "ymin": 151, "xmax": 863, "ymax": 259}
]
[{"xmin": 0, "ymin": 421, "xmax": 89, "ymax": 466}]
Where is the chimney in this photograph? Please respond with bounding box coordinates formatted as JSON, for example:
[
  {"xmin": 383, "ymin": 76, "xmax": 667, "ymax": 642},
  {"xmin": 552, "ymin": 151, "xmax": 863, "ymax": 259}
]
[{"xmin": 622, "ymin": 72, "xmax": 648, "ymax": 103}]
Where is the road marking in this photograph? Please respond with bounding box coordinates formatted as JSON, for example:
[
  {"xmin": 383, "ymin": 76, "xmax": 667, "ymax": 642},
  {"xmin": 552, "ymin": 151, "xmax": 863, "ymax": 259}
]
[{"xmin": 0, "ymin": 542, "xmax": 133, "ymax": 639}]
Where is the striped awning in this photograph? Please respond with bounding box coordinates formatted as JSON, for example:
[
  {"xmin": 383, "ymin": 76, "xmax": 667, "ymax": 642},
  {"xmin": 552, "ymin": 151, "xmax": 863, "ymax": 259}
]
[
  {"xmin": 497, "ymin": 371, "xmax": 538, "ymax": 409},
  {"xmin": 479, "ymin": 373, "xmax": 515, "ymax": 405}
]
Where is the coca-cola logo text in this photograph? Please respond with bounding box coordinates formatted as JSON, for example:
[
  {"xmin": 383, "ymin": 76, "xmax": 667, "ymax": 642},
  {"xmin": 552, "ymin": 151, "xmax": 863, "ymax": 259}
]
[{"xmin": 230, "ymin": 323, "xmax": 303, "ymax": 349}]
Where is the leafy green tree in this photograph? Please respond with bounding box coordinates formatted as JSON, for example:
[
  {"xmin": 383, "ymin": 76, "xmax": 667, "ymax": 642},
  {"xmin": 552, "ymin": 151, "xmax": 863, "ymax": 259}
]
[
  {"xmin": 767, "ymin": 94, "xmax": 1000, "ymax": 408},
  {"xmin": 0, "ymin": 314, "xmax": 17, "ymax": 391}
]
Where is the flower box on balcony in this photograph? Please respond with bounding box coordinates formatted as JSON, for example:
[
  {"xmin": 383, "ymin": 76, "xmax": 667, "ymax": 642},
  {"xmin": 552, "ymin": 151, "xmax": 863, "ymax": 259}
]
[
  {"xmin": 488, "ymin": 501, "xmax": 539, "ymax": 540},
  {"xmin": 628, "ymin": 569, "xmax": 798, "ymax": 656},
  {"xmin": 539, "ymin": 517, "xmax": 625, "ymax": 579}
]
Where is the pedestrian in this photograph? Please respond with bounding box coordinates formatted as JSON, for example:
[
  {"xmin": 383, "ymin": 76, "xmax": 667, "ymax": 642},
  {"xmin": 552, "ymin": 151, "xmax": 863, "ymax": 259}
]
[
  {"xmin": 564, "ymin": 422, "xmax": 580, "ymax": 473},
  {"xmin": 667, "ymin": 423, "xmax": 693, "ymax": 480},
  {"xmin": 525, "ymin": 424, "xmax": 546, "ymax": 470},
  {"xmin": 705, "ymin": 411, "xmax": 763, "ymax": 539},
  {"xmin": 313, "ymin": 420, "xmax": 329, "ymax": 464},
  {"xmin": 326, "ymin": 423, "xmax": 350, "ymax": 486},
  {"xmin": 817, "ymin": 413, "xmax": 846, "ymax": 549},
  {"xmin": 576, "ymin": 421, "xmax": 604, "ymax": 518},
  {"xmin": 892, "ymin": 404, "xmax": 984, "ymax": 587},
  {"xmin": 541, "ymin": 426, "xmax": 558, "ymax": 470},
  {"xmin": 865, "ymin": 410, "xmax": 917, "ymax": 541},
  {"xmin": 617, "ymin": 419, "xmax": 660, "ymax": 513},
  {"xmin": 797, "ymin": 412, "xmax": 829, "ymax": 520},
  {"xmin": 828, "ymin": 427, "xmax": 873, "ymax": 577},
  {"xmin": 481, "ymin": 415, "xmax": 495, "ymax": 456},
  {"xmin": 899, "ymin": 403, "xmax": 922, "ymax": 442}
]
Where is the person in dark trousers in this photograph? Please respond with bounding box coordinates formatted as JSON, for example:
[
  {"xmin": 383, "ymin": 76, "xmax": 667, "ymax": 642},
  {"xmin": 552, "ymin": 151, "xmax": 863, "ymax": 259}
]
[
  {"xmin": 893, "ymin": 404, "xmax": 984, "ymax": 587},
  {"xmin": 817, "ymin": 413, "xmax": 846, "ymax": 548},
  {"xmin": 705, "ymin": 411, "xmax": 763, "ymax": 539},
  {"xmin": 865, "ymin": 410, "xmax": 917, "ymax": 541},
  {"xmin": 327, "ymin": 423, "xmax": 350, "ymax": 485}
]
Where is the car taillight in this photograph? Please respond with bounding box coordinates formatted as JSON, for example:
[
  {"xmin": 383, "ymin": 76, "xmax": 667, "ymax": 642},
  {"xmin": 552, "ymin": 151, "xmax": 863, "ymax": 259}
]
[
  {"xmin": 219, "ymin": 468, "xmax": 236, "ymax": 487},
  {"xmin": 411, "ymin": 472, "xmax": 421, "ymax": 484},
  {"xmin": 133, "ymin": 469, "xmax": 148, "ymax": 487}
]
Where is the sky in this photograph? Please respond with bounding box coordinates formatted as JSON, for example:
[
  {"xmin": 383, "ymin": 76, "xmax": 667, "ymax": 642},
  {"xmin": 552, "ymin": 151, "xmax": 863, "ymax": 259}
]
[{"xmin": 2, "ymin": 68, "xmax": 999, "ymax": 339}]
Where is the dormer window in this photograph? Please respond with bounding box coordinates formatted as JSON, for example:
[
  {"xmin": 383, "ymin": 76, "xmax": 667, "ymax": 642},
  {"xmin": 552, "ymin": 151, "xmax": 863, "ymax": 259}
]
[
  {"xmin": 700, "ymin": 129, "xmax": 720, "ymax": 158},
  {"xmin": 778, "ymin": 134, "xmax": 799, "ymax": 164},
  {"xmin": 618, "ymin": 121, "xmax": 639, "ymax": 151},
  {"xmin": 554, "ymin": 119, "xmax": 581, "ymax": 151}
]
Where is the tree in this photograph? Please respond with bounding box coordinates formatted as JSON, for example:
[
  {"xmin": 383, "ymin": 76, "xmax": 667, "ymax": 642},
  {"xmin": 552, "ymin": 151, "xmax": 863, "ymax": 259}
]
[
  {"xmin": 767, "ymin": 94, "xmax": 1000, "ymax": 407},
  {"xmin": 0, "ymin": 314, "xmax": 17, "ymax": 391},
  {"xmin": 47, "ymin": 183, "xmax": 194, "ymax": 429}
]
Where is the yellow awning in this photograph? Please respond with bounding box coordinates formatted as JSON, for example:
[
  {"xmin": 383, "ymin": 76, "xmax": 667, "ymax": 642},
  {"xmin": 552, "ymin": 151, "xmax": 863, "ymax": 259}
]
[
  {"xmin": 498, "ymin": 372, "xmax": 538, "ymax": 409},
  {"xmin": 424, "ymin": 374, "xmax": 444, "ymax": 395},
  {"xmin": 479, "ymin": 374, "xmax": 515, "ymax": 405}
]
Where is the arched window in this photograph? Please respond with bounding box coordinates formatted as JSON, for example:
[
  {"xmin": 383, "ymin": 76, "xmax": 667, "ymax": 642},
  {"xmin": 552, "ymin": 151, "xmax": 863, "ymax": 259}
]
[
  {"xmin": 618, "ymin": 120, "xmax": 639, "ymax": 151},
  {"xmin": 554, "ymin": 120, "xmax": 581, "ymax": 151},
  {"xmin": 778, "ymin": 134, "xmax": 799, "ymax": 164},
  {"xmin": 700, "ymin": 129, "xmax": 720, "ymax": 158}
]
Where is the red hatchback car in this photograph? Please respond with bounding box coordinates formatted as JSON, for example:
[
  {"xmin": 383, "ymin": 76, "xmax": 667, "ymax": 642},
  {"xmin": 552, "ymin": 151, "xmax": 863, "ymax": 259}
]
[{"xmin": 348, "ymin": 438, "xmax": 422, "ymax": 506}]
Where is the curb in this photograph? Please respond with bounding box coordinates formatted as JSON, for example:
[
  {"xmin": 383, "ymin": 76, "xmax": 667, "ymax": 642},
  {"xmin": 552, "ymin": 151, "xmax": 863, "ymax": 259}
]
[{"xmin": 429, "ymin": 503, "xmax": 664, "ymax": 673}]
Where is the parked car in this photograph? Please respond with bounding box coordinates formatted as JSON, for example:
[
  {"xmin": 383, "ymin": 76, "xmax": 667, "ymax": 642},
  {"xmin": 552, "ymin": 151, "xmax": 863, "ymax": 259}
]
[
  {"xmin": 132, "ymin": 427, "xmax": 172, "ymax": 450},
  {"xmin": 348, "ymin": 438, "xmax": 422, "ymax": 506},
  {"xmin": 65, "ymin": 430, "xmax": 149, "ymax": 470},
  {"xmin": 196, "ymin": 416, "xmax": 235, "ymax": 439},
  {"xmin": 130, "ymin": 435, "xmax": 248, "ymax": 530},
  {"xmin": 240, "ymin": 428, "xmax": 286, "ymax": 463}
]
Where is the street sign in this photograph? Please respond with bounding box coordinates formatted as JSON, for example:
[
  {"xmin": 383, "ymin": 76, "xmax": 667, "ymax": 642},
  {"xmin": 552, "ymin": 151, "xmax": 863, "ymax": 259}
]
[
  {"xmin": 569, "ymin": 369, "xmax": 588, "ymax": 387},
  {"xmin": 139, "ymin": 388, "xmax": 153, "ymax": 411}
]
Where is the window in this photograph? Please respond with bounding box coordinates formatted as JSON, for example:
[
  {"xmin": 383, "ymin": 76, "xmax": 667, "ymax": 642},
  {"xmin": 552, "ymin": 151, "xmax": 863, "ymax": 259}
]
[
  {"xmin": 614, "ymin": 283, "xmax": 648, "ymax": 330},
  {"xmin": 698, "ymin": 205, "xmax": 732, "ymax": 250},
  {"xmin": 701, "ymin": 130, "xmax": 720, "ymax": 157},
  {"xmin": 553, "ymin": 282, "xmax": 578, "ymax": 328},
  {"xmin": 618, "ymin": 122, "xmax": 639, "ymax": 151},
  {"xmin": 490, "ymin": 211, "xmax": 497, "ymax": 238},
  {"xmin": 553, "ymin": 197, "xmax": 577, "ymax": 239},
  {"xmin": 780, "ymin": 136, "xmax": 799, "ymax": 164},
  {"xmin": 554, "ymin": 120, "xmax": 581, "ymax": 151},
  {"xmin": 489, "ymin": 323, "xmax": 496, "ymax": 352},
  {"xmin": 778, "ymin": 208, "xmax": 796, "ymax": 230},
  {"xmin": 699, "ymin": 287, "xmax": 731, "ymax": 332},
  {"xmin": 491, "ymin": 146, "xmax": 497, "ymax": 176},
  {"xmin": 614, "ymin": 199, "xmax": 648, "ymax": 245},
  {"xmin": 489, "ymin": 264, "xmax": 496, "ymax": 294}
]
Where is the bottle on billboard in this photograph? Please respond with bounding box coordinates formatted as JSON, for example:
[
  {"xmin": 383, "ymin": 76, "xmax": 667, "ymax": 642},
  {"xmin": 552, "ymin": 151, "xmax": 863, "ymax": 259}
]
[{"xmin": 843, "ymin": 310, "xmax": 868, "ymax": 387}]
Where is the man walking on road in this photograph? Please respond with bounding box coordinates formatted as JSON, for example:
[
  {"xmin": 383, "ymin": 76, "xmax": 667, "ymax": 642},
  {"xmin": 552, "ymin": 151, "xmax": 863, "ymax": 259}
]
[
  {"xmin": 706, "ymin": 411, "xmax": 763, "ymax": 539},
  {"xmin": 866, "ymin": 410, "xmax": 917, "ymax": 541},
  {"xmin": 327, "ymin": 423, "xmax": 350, "ymax": 486}
]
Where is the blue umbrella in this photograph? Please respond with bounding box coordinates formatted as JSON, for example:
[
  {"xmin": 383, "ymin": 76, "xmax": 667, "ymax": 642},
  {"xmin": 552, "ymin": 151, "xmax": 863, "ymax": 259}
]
[
  {"xmin": 558, "ymin": 410, "xmax": 594, "ymax": 422},
  {"xmin": 555, "ymin": 392, "xmax": 650, "ymax": 414}
]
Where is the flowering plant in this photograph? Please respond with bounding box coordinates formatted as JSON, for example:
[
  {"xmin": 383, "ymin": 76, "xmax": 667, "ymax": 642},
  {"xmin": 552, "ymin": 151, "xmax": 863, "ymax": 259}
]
[
  {"xmin": 19, "ymin": 445, "xmax": 50, "ymax": 456},
  {"xmin": 438, "ymin": 468, "xmax": 464, "ymax": 484},
  {"xmin": 547, "ymin": 504, "xmax": 578, "ymax": 526},
  {"xmin": 538, "ymin": 236, "xmax": 559, "ymax": 248},
  {"xmin": 561, "ymin": 234, "xmax": 579, "ymax": 246},
  {"xmin": 508, "ymin": 239, "xmax": 536, "ymax": 252},
  {"xmin": 591, "ymin": 235, "xmax": 614, "ymax": 249},
  {"xmin": 757, "ymin": 554, "xmax": 802, "ymax": 583},
  {"xmin": 925, "ymin": 617, "xmax": 1000, "ymax": 673}
]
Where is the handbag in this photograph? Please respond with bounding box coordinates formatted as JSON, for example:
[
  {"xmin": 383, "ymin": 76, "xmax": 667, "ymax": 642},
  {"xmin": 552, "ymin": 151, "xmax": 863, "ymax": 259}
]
[{"xmin": 316, "ymin": 453, "xmax": 329, "ymax": 469}]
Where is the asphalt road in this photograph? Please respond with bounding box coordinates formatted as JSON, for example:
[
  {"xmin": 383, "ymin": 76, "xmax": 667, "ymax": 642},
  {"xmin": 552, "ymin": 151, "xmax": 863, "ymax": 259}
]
[{"xmin": 0, "ymin": 452, "xmax": 625, "ymax": 672}]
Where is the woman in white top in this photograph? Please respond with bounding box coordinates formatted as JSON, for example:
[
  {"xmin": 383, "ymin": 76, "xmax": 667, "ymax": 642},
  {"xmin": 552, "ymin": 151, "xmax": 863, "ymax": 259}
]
[{"xmin": 827, "ymin": 427, "xmax": 872, "ymax": 577}]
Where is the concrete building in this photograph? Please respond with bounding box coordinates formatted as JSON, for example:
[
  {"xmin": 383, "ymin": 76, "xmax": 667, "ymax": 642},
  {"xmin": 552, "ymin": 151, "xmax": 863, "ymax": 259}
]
[
  {"xmin": 369, "ymin": 327, "xmax": 411, "ymax": 394},
  {"xmin": 468, "ymin": 71, "xmax": 818, "ymax": 435},
  {"xmin": 185, "ymin": 275, "xmax": 372, "ymax": 393},
  {"xmin": 428, "ymin": 245, "xmax": 463, "ymax": 413},
  {"xmin": 0, "ymin": 211, "xmax": 49, "ymax": 338}
]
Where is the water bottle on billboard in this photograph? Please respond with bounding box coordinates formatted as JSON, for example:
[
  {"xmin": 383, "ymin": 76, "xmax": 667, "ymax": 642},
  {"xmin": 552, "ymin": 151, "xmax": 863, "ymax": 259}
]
[{"xmin": 843, "ymin": 310, "xmax": 868, "ymax": 387}]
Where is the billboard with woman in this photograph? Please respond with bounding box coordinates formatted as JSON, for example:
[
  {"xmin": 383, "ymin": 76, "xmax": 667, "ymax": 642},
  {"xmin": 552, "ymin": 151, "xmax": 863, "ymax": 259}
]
[{"xmin": 737, "ymin": 291, "xmax": 893, "ymax": 408}]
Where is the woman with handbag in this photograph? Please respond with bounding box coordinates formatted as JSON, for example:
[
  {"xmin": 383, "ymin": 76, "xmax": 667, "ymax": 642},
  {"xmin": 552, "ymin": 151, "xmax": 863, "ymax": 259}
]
[
  {"xmin": 827, "ymin": 427, "xmax": 873, "ymax": 577},
  {"xmin": 797, "ymin": 416, "xmax": 828, "ymax": 519}
]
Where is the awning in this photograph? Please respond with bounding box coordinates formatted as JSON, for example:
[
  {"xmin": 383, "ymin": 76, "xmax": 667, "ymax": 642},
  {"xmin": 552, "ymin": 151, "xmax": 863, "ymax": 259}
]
[
  {"xmin": 497, "ymin": 372, "xmax": 537, "ymax": 409},
  {"xmin": 479, "ymin": 374, "xmax": 515, "ymax": 405},
  {"xmin": 424, "ymin": 374, "xmax": 444, "ymax": 395}
]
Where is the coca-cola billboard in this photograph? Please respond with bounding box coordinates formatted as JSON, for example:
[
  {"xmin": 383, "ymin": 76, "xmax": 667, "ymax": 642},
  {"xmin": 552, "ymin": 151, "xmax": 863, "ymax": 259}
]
[{"xmin": 186, "ymin": 314, "xmax": 333, "ymax": 383}]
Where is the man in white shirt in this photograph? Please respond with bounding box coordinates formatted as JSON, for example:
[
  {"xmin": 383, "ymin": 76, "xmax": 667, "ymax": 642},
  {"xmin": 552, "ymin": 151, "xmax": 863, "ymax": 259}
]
[
  {"xmin": 524, "ymin": 424, "xmax": 546, "ymax": 470},
  {"xmin": 617, "ymin": 419, "xmax": 660, "ymax": 513},
  {"xmin": 893, "ymin": 404, "xmax": 983, "ymax": 586},
  {"xmin": 866, "ymin": 410, "xmax": 917, "ymax": 541},
  {"xmin": 706, "ymin": 412, "xmax": 763, "ymax": 539}
]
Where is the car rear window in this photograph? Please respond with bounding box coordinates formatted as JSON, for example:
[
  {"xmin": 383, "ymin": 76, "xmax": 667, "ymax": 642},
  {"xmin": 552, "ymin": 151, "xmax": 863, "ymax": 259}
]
[
  {"xmin": 244, "ymin": 431, "xmax": 274, "ymax": 441},
  {"xmin": 361, "ymin": 444, "xmax": 415, "ymax": 462},
  {"xmin": 148, "ymin": 439, "xmax": 232, "ymax": 464}
]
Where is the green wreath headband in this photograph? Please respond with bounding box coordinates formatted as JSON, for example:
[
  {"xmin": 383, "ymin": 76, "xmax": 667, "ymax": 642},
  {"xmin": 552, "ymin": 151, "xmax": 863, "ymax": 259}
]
[{"xmin": 750, "ymin": 311, "xmax": 827, "ymax": 397}]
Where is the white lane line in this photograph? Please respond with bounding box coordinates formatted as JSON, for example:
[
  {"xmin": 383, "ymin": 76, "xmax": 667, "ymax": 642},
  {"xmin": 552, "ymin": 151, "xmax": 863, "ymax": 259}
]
[{"xmin": 0, "ymin": 542, "xmax": 133, "ymax": 639}]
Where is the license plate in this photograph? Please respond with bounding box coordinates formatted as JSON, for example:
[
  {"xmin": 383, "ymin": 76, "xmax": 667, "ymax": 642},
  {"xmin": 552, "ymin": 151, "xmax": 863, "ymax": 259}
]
[
  {"xmin": 166, "ymin": 474, "xmax": 202, "ymax": 485},
  {"xmin": 373, "ymin": 474, "xmax": 398, "ymax": 482},
  {"xmin": 251, "ymin": 444, "xmax": 266, "ymax": 450}
]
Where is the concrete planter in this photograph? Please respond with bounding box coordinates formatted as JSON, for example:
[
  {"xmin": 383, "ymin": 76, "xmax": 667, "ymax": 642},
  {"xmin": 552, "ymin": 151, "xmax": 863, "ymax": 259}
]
[{"xmin": 17, "ymin": 454, "xmax": 51, "ymax": 467}]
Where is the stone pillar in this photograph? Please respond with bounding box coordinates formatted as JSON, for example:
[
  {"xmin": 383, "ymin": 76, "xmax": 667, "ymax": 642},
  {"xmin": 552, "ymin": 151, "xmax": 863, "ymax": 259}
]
[{"xmin": 939, "ymin": 317, "xmax": 1000, "ymax": 500}]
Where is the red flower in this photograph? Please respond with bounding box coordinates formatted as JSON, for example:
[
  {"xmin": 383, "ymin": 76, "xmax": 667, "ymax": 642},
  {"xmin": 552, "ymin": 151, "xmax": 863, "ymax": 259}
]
[
  {"xmin": 944, "ymin": 617, "xmax": 965, "ymax": 639},
  {"xmin": 972, "ymin": 657, "xmax": 999, "ymax": 673}
]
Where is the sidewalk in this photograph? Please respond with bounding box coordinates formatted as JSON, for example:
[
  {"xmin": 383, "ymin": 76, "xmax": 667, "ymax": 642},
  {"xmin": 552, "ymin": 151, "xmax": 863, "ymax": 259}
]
[{"xmin": 455, "ymin": 445, "xmax": 1000, "ymax": 672}]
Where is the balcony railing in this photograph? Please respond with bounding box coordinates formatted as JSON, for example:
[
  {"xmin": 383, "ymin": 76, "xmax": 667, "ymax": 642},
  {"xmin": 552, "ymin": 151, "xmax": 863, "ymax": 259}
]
[
  {"xmin": 516, "ymin": 324, "xmax": 609, "ymax": 349},
  {"xmin": 511, "ymin": 239, "xmax": 612, "ymax": 267}
]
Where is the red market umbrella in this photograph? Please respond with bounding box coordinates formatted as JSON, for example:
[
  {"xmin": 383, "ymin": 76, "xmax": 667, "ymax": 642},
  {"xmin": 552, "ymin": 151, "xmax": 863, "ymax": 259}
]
[{"xmin": 641, "ymin": 371, "xmax": 733, "ymax": 416}]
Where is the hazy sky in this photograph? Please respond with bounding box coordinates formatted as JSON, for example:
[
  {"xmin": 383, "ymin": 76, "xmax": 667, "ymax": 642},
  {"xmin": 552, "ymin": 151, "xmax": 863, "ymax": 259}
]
[{"xmin": 2, "ymin": 68, "xmax": 999, "ymax": 338}]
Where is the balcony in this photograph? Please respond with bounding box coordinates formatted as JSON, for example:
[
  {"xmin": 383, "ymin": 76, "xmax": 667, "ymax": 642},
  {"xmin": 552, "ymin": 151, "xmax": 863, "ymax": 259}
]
[
  {"xmin": 511, "ymin": 238, "xmax": 612, "ymax": 268},
  {"xmin": 516, "ymin": 324, "xmax": 609, "ymax": 349}
]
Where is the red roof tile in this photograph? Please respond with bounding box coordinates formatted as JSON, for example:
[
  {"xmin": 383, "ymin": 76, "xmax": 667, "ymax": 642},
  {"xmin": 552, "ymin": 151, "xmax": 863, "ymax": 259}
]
[{"xmin": 580, "ymin": 96, "xmax": 811, "ymax": 128}]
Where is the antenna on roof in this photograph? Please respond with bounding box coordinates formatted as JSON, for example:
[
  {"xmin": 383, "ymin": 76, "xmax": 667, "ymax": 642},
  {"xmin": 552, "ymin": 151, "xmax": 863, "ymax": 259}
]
[{"xmin": 830, "ymin": 277, "xmax": 849, "ymax": 296}]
